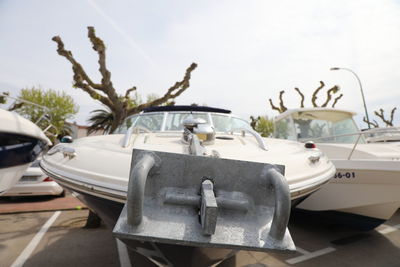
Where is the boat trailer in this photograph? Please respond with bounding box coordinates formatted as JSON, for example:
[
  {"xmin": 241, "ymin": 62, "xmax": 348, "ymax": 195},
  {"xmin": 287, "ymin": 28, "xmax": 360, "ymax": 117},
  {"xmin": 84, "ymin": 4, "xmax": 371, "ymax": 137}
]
[{"xmin": 113, "ymin": 149, "xmax": 295, "ymax": 265}]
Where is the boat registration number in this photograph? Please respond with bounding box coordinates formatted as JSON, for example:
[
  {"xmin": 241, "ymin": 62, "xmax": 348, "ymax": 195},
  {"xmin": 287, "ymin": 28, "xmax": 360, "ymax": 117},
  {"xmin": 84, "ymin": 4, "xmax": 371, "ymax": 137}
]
[{"xmin": 334, "ymin": 172, "xmax": 355, "ymax": 178}]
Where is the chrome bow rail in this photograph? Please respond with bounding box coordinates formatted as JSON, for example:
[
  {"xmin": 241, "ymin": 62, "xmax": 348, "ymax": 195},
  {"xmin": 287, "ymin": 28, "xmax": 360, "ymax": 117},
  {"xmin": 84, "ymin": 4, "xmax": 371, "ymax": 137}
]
[{"xmin": 233, "ymin": 128, "xmax": 268, "ymax": 151}]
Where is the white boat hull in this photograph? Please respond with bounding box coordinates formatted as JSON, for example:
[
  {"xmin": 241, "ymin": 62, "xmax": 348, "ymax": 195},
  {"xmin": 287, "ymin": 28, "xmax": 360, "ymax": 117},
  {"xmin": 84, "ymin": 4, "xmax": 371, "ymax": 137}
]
[
  {"xmin": 297, "ymin": 159, "xmax": 400, "ymax": 221},
  {"xmin": 41, "ymin": 133, "xmax": 336, "ymax": 206},
  {"xmin": 0, "ymin": 163, "xmax": 30, "ymax": 194}
]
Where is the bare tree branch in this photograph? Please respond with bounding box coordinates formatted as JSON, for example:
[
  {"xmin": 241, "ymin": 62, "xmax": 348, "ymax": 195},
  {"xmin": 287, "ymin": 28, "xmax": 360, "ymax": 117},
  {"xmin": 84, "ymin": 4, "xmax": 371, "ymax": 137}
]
[
  {"xmin": 311, "ymin": 81, "xmax": 325, "ymax": 107},
  {"xmin": 331, "ymin": 93, "xmax": 343, "ymax": 108},
  {"xmin": 390, "ymin": 107, "xmax": 397, "ymax": 125},
  {"xmin": 294, "ymin": 87, "xmax": 305, "ymax": 108},
  {"xmin": 124, "ymin": 86, "xmax": 137, "ymax": 99},
  {"xmin": 278, "ymin": 91, "xmax": 287, "ymax": 112},
  {"xmin": 321, "ymin": 85, "xmax": 340, "ymax": 107},
  {"xmin": 269, "ymin": 99, "xmax": 281, "ymax": 112},
  {"xmin": 53, "ymin": 27, "xmax": 197, "ymax": 133},
  {"xmin": 250, "ymin": 116, "xmax": 259, "ymax": 130},
  {"xmin": 363, "ymin": 116, "xmax": 379, "ymax": 128},
  {"xmin": 87, "ymin": 27, "xmax": 112, "ymax": 88},
  {"xmin": 52, "ymin": 36, "xmax": 103, "ymax": 90},
  {"xmin": 87, "ymin": 27, "xmax": 121, "ymax": 106},
  {"xmin": 52, "ymin": 35, "xmax": 113, "ymax": 108},
  {"xmin": 127, "ymin": 63, "xmax": 197, "ymax": 116},
  {"xmin": 8, "ymin": 102, "xmax": 24, "ymax": 111},
  {"xmin": 375, "ymin": 108, "xmax": 395, "ymax": 127}
]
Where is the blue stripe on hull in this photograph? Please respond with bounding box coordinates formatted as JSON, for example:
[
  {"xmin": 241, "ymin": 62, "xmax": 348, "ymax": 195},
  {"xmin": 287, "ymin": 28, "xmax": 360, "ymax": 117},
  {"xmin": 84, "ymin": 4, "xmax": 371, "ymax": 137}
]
[{"xmin": 0, "ymin": 133, "xmax": 47, "ymax": 169}]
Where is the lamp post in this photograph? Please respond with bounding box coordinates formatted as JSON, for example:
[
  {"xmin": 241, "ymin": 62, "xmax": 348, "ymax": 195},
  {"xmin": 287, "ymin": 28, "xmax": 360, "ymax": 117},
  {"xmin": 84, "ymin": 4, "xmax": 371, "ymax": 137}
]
[{"xmin": 330, "ymin": 67, "xmax": 371, "ymax": 129}]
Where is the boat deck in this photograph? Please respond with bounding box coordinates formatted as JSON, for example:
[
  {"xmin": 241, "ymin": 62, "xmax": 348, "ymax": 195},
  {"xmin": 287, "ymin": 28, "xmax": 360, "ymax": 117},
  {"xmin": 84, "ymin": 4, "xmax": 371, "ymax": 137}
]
[{"xmin": 1, "ymin": 194, "xmax": 400, "ymax": 266}]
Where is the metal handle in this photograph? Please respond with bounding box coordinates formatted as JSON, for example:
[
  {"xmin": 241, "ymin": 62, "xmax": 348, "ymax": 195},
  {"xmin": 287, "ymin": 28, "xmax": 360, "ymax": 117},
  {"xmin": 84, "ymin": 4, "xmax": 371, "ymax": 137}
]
[
  {"xmin": 263, "ymin": 168, "xmax": 291, "ymax": 243},
  {"xmin": 126, "ymin": 153, "xmax": 290, "ymax": 244},
  {"xmin": 127, "ymin": 152, "xmax": 159, "ymax": 226},
  {"xmin": 232, "ymin": 128, "xmax": 268, "ymax": 151}
]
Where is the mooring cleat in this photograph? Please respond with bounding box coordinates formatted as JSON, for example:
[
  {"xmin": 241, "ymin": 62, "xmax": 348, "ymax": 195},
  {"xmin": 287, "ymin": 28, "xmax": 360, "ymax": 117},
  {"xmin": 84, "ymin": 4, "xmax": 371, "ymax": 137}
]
[
  {"xmin": 113, "ymin": 149, "xmax": 296, "ymax": 254},
  {"xmin": 200, "ymin": 179, "xmax": 218, "ymax": 236}
]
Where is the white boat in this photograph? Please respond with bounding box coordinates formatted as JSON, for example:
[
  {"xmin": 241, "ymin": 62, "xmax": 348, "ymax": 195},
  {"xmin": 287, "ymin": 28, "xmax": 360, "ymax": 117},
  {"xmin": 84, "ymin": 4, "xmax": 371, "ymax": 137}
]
[
  {"xmin": 41, "ymin": 105, "xmax": 335, "ymax": 265},
  {"xmin": 274, "ymin": 108, "xmax": 400, "ymax": 230},
  {"xmin": 363, "ymin": 127, "xmax": 400, "ymax": 143},
  {"xmin": 1, "ymin": 159, "xmax": 64, "ymax": 197},
  {"xmin": 0, "ymin": 109, "xmax": 51, "ymax": 194}
]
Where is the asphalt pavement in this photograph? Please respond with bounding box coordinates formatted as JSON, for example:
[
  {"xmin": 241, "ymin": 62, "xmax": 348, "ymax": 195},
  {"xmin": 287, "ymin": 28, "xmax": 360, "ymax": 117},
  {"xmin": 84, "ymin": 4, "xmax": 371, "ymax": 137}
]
[{"xmin": 0, "ymin": 195, "xmax": 400, "ymax": 267}]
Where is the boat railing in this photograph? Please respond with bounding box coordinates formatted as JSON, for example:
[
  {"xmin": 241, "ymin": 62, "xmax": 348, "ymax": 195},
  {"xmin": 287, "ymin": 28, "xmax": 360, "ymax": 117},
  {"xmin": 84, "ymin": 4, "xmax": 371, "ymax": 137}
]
[
  {"xmin": 2, "ymin": 93, "xmax": 58, "ymax": 137},
  {"xmin": 231, "ymin": 128, "xmax": 268, "ymax": 151},
  {"xmin": 121, "ymin": 124, "xmax": 269, "ymax": 151},
  {"xmin": 362, "ymin": 127, "xmax": 400, "ymax": 143}
]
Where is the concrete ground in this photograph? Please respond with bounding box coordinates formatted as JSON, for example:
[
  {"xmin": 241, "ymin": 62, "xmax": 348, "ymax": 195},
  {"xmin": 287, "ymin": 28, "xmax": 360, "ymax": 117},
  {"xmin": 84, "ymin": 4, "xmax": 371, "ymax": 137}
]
[{"xmin": 1, "ymin": 195, "xmax": 400, "ymax": 267}]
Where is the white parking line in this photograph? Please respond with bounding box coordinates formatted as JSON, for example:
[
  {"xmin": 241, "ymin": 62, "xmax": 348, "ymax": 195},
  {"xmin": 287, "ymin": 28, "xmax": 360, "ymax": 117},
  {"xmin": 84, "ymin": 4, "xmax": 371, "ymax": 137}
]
[
  {"xmin": 10, "ymin": 211, "xmax": 61, "ymax": 267},
  {"xmin": 295, "ymin": 246, "xmax": 310, "ymax": 254},
  {"xmin": 377, "ymin": 224, "xmax": 400, "ymax": 235},
  {"xmin": 286, "ymin": 247, "xmax": 336, "ymax": 265},
  {"xmin": 116, "ymin": 239, "xmax": 132, "ymax": 267}
]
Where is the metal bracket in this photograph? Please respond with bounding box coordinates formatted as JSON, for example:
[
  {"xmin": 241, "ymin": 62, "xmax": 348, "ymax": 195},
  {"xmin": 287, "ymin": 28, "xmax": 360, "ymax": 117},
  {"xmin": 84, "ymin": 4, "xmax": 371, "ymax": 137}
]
[
  {"xmin": 200, "ymin": 180, "xmax": 218, "ymax": 235},
  {"xmin": 113, "ymin": 149, "xmax": 295, "ymax": 254}
]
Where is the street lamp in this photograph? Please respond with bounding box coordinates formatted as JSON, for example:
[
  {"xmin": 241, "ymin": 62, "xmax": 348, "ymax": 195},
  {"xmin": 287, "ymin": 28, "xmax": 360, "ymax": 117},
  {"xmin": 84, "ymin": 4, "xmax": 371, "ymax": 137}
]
[{"xmin": 330, "ymin": 67, "xmax": 371, "ymax": 129}]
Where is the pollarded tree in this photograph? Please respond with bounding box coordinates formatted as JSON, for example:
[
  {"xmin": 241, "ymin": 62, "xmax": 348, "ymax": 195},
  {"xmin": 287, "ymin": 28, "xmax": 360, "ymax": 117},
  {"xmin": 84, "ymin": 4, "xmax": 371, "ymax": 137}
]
[
  {"xmin": 269, "ymin": 81, "xmax": 342, "ymax": 113},
  {"xmin": 363, "ymin": 107, "xmax": 398, "ymax": 128},
  {"xmin": 52, "ymin": 26, "xmax": 197, "ymax": 133}
]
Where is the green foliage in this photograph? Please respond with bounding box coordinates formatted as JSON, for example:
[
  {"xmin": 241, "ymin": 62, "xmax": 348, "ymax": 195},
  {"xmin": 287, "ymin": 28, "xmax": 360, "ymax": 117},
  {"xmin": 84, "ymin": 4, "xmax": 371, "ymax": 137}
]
[
  {"xmin": 87, "ymin": 108, "xmax": 113, "ymax": 135},
  {"xmin": 251, "ymin": 116, "xmax": 274, "ymax": 137},
  {"xmin": 0, "ymin": 92, "xmax": 9, "ymax": 104},
  {"xmin": 11, "ymin": 87, "xmax": 78, "ymax": 139}
]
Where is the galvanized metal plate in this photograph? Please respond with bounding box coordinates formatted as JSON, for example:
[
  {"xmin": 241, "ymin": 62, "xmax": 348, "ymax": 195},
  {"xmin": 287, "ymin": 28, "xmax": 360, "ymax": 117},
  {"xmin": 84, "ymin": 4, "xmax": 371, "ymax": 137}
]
[{"xmin": 113, "ymin": 149, "xmax": 295, "ymax": 252}]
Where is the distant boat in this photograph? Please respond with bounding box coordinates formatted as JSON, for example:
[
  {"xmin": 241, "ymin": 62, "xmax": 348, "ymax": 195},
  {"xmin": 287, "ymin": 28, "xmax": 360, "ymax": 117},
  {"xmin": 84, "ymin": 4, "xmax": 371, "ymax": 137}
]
[
  {"xmin": 363, "ymin": 126, "xmax": 400, "ymax": 143},
  {"xmin": 41, "ymin": 105, "xmax": 335, "ymax": 266},
  {"xmin": 274, "ymin": 107, "xmax": 400, "ymax": 230},
  {"xmin": 0, "ymin": 109, "xmax": 51, "ymax": 194}
]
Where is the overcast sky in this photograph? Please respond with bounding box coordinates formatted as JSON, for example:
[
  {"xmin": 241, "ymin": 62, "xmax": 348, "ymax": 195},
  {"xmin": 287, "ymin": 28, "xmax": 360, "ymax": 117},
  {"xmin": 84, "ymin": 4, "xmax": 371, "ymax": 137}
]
[{"xmin": 1, "ymin": 0, "xmax": 399, "ymax": 127}]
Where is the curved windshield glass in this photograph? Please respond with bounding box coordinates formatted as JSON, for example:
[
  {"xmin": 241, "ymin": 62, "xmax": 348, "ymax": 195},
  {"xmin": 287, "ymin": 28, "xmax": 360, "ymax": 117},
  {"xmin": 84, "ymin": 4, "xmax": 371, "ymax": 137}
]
[
  {"xmin": 293, "ymin": 117, "xmax": 364, "ymax": 143},
  {"xmin": 164, "ymin": 113, "xmax": 209, "ymax": 131},
  {"xmin": 116, "ymin": 115, "xmax": 138, "ymax": 134},
  {"xmin": 274, "ymin": 117, "xmax": 297, "ymax": 141},
  {"xmin": 116, "ymin": 111, "xmax": 251, "ymax": 134},
  {"xmin": 211, "ymin": 114, "xmax": 251, "ymax": 132},
  {"xmin": 116, "ymin": 113, "xmax": 164, "ymax": 134}
]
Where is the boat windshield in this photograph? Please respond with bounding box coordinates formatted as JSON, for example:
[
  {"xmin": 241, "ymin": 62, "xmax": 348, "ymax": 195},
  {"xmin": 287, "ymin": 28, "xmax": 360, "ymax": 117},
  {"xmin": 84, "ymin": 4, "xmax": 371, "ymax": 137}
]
[
  {"xmin": 116, "ymin": 112, "xmax": 251, "ymax": 134},
  {"xmin": 275, "ymin": 111, "xmax": 365, "ymax": 144}
]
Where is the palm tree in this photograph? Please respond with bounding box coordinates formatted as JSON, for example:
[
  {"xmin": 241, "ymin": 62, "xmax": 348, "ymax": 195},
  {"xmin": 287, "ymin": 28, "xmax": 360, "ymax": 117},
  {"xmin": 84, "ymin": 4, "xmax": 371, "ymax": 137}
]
[{"xmin": 87, "ymin": 108, "xmax": 114, "ymax": 135}]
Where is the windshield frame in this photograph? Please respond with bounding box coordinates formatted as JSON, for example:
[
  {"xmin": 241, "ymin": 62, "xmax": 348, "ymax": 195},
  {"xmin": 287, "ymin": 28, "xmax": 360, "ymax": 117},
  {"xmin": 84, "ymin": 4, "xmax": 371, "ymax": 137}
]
[
  {"xmin": 274, "ymin": 111, "xmax": 366, "ymax": 144},
  {"xmin": 116, "ymin": 111, "xmax": 251, "ymax": 134}
]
